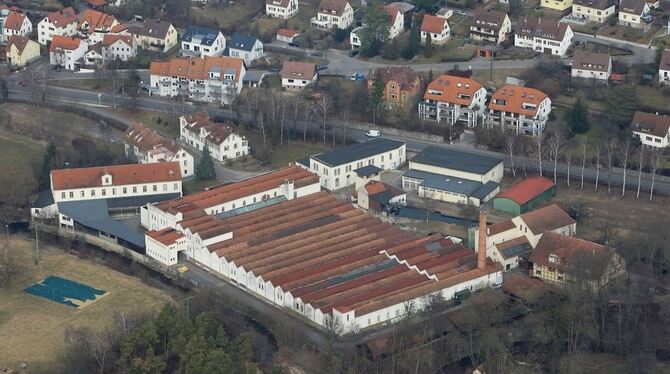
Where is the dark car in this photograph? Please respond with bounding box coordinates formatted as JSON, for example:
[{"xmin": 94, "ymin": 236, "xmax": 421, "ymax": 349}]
[
  {"xmin": 311, "ymin": 51, "xmax": 324, "ymax": 57},
  {"xmin": 316, "ymin": 64, "xmax": 328, "ymax": 71},
  {"xmin": 288, "ymin": 41, "xmax": 299, "ymax": 47},
  {"xmin": 269, "ymin": 66, "xmax": 280, "ymax": 73},
  {"xmin": 348, "ymin": 49, "xmax": 359, "ymax": 57}
]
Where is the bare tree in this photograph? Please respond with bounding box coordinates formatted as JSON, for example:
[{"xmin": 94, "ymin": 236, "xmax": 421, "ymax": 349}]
[
  {"xmin": 548, "ymin": 132, "xmax": 564, "ymax": 183},
  {"xmin": 579, "ymin": 137, "xmax": 588, "ymax": 189},
  {"xmin": 604, "ymin": 139, "xmax": 617, "ymax": 194},
  {"xmin": 279, "ymin": 94, "xmax": 287, "ymax": 145},
  {"xmin": 340, "ymin": 108, "xmax": 351, "ymax": 146},
  {"xmin": 421, "ymin": 189, "xmax": 437, "ymax": 223},
  {"xmin": 649, "ymin": 149, "xmax": 663, "ymax": 201},
  {"xmin": 223, "ymin": 84, "xmax": 239, "ymax": 123},
  {"xmin": 505, "ymin": 135, "xmax": 517, "ymax": 178},
  {"xmin": 618, "ymin": 140, "xmax": 632, "ymax": 197},
  {"xmin": 319, "ymin": 94, "xmax": 332, "ymax": 145},
  {"xmin": 593, "ymin": 143, "xmax": 602, "ymax": 192},
  {"xmin": 635, "ymin": 146, "xmax": 644, "ymax": 199},
  {"xmin": 565, "ymin": 141, "xmax": 574, "ymax": 188},
  {"xmin": 530, "ymin": 133, "xmax": 546, "ymax": 176}
]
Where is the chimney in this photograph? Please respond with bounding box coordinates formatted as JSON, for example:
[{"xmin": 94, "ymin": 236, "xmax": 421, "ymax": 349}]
[{"xmin": 478, "ymin": 211, "xmax": 487, "ymax": 271}]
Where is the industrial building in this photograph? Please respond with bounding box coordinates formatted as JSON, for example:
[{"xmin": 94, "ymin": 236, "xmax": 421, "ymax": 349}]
[
  {"xmin": 144, "ymin": 169, "xmax": 503, "ymax": 334},
  {"xmin": 402, "ymin": 147, "xmax": 503, "ymax": 206},
  {"xmin": 493, "ymin": 176, "xmax": 556, "ymax": 215}
]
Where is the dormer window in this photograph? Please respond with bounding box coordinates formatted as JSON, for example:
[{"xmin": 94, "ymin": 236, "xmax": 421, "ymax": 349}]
[
  {"xmin": 102, "ymin": 174, "xmax": 112, "ymax": 186},
  {"xmin": 548, "ymin": 254, "xmax": 560, "ymax": 264}
]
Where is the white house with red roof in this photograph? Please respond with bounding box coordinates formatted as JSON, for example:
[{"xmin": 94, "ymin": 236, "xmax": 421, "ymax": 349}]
[
  {"xmin": 515, "ymin": 17, "xmax": 573, "ymax": 56},
  {"xmin": 630, "ymin": 111, "xmax": 670, "ymax": 148},
  {"xmin": 420, "ymin": 14, "xmax": 450, "ymax": 45},
  {"xmin": 276, "ymin": 28, "xmax": 300, "ymax": 43},
  {"xmin": 49, "ymin": 36, "xmax": 88, "ymax": 70},
  {"xmin": 418, "ymin": 74, "xmax": 487, "ymax": 126},
  {"xmin": 78, "ymin": 9, "xmax": 118, "ymax": 44},
  {"xmin": 312, "ymin": 0, "xmax": 354, "ymax": 29},
  {"xmin": 485, "ymin": 84, "xmax": 552, "ymax": 136},
  {"xmin": 180, "ymin": 112, "xmax": 249, "ymax": 161},
  {"xmin": 102, "ymin": 34, "xmax": 136, "ymax": 61},
  {"xmin": 266, "ymin": 0, "xmax": 299, "ymax": 19},
  {"xmin": 0, "ymin": 8, "xmax": 32, "ymax": 44},
  {"xmin": 124, "ymin": 123, "xmax": 194, "ymax": 177},
  {"xmin": 38, "ymin": 7, "xmax": 79, "ymax": 45}
]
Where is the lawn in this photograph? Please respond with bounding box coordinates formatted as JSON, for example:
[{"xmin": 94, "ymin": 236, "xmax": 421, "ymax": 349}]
[
  {"xmin": 0, "ymin": 237, "xmax": 173, "ymax": 369},
  {"xmin": 596, "ymin": 24, "xmax": 661, "ymax": 44},
  {"xmin": 497, "ymin": 46, "xmax": 540, "ymax": 60},
  {"xmin": 636, "ymin": 85, "xmax": 670, "ymax": 112},
  {"xmin": 184, "ymin": 178, "xmax": 220, "ymax": 194},
  {"xmin": 190, "ymin": 0, "xmax": 265, "ymax": 30},
  {"xmin": 575, "ymin": 42, "xmax": 633, "ymax": 56},
  {"xmin": 0, "ymin": 130, "xmax": 45, "ymax": 172},
  {"xmin": 471, "ymin": 68, "xmax": 530, "ymax": 87},
  {"xmin": 226, "ymin": 142, "xmax": 327, "ymax": 171},
  {"xmin": 52, "ymin": 78, "xmax": 109, "ymax": 91},
  {"xmin": 110, "ymin": 109, "xmax": 180, "ymax": 138}
]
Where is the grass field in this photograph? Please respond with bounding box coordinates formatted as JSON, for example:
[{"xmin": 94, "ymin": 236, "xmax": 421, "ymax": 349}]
[
  {"xmin": 190, "ymin": 0, "xmax": 264, "ymax": 29},
  {"xmin": 0, "ymin": 130, "xmax": 45, "ymax": 173},
  {"xmin": 0, "ymin": 238, "xmax": 173, "ymax": 369},
  {"xmin": 110, "ymin": 109, "xmax": 180, "ymax": 138},
  {"xmin": 227, "ymin": 142, "xmax": 327, "ymax": 171}
]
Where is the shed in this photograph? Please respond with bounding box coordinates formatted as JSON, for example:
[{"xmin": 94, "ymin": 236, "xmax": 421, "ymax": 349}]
[{"xmin": 493, "ymin": 176, "xmax": 555, "ymax": 215}]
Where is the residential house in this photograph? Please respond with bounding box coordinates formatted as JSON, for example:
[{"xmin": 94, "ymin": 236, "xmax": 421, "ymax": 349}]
[
  {"xmin": 529, "ymin": 232, "xmax": 626, "ymax": 290},
  {"xmin": 181, "ymin": 25, "xmax": 226, "ymax": 57},
  {"xmin": 572, "ymin": 0, "xmax": 616, "ymax": 23},
  {"xmin": 78, "ymin": 9, "xmax": 118, "ymax": 44},
  {"xmin": 5, "ymin": 35, "xmax": 40, "ymax": 67},
  {"xmin": 180, "ymin": 112, "xmax": 250, "ymax": 161},
  {"xmin": 266, "ymin": 0, "xmax": 299, "ymax": 19},
  {"xmin": 571, "ymin": 50, "xmax": 612, "ymax": 82},
  {"xmin": 436, "ymin": 7, "xmax": 453, "ymax": 18},
  {"xmin": 420, "ymin": 15, "xmax": 450, "ymax": 45},
  {"xmin": 124, "ymin": 123, "xmax": 195, "ymax": 177},
  {"xmin": 84, "ymin": 42, "xmax": 104, "ymax": 66},
  {"xmin": 541, "ymin": 0, "xmax": 573, "ymax": 12},
  {"xmin": 149, "ymin": 56, "xmax": 246, "ymax": 105},
  {"xmin": 619, "ymin": 0, "xmax": 652, "ymax": 28},
  {"xmin": 367, "ymin": 66, "xmax": 423, "ymax": 108},
  {"xmin": 630, "ymin": 111, "xmax": 670, "ymax": 148},
  {"xmin": 515, "ymin": 17, "xmax": 573, "ymax": 56},
  {"xmin": 37, "ymin": 7, "xmax": 79, "ymax": 45},
  {"xmin": 129, "ymin": 19, "xmax": 178, "ymax": 53},
  {"xmin": 354, "ymin": 180, "xmax": 406, "ymax": 211},
  {"xmin": 311, "ymin": 0, "xmax": 354, "ymax": 30},
  {"xmin": 485, "ymin": 84, "xmax": 552, "ymax": 136},
  {"xmin": 470, "ymin": 9, "xmax": 511, "ymax": 44},
  {"xmin": 418, "ymin": 74, "xmax": 487, "ymax": 126},
  {"xmin": 227, "ymin": 33, "xmax": 264, "ymax": 64},
  {"xmin": 660, "ymin": 49, "xmax": 670, "ymax": 85},
  {"xmin": 280, "ymin": 61, "xmax": 318, "ymax": 90},
  {"xmin": 0, "ymin": 9, "xmax": 32, "ymax": 44},
  {"xmin": 49, "ymin": 36, "xmax": 87, "ymax": 71},
  {"xmin": 102, "ymin": 34, "xmax": 136, "ymax": 61},
  {"xmin": 402, "ymin": 147, "xmax": 502, "ymax": 206},
  {"xmin": 305, "ymin": 138, "xmax": 406, "ymax": 190},
  {"xmin": 276, "ymin": 28, "xmax": 300, "ymax": 43},
  {"xmin": 470, "ymin": 205, "xmax": 577, "ymax": 271}
]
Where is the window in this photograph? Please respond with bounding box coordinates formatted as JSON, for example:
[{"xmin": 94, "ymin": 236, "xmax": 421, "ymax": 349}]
[
  {"xmin": 153, "ymin": 185, "xmax": 158, "ymax": 192},
  {"xmin": 163, "ymin": 184, "xmax": 167, "ymax": 191},
  {"xmin": 122, "ymin": 187, "xmax": 127, "ymax": 194},
  {"xmin": 133, "ymin": 187, "xmax": 137, "ymax": 193},
  {"xmin": 80, "ymin": 191, "xmax": 85, "ymax": 198},
  {"xmin": 91, "ymin": 190, "xmax": 96, "ymax": 197},
  {"xmin": 112, "ymin": 188, "xmax": 117, "ymax": 195},
  {"xmin": 143, "ymin": 186, "xmax": 147, "ymax": 193},
  {"xmin": 62, "ymin": 192, "xmax": 66, "ymax": 199},
  {"xmin": 173, "ymin": 183, "xmax": 178, "ymax": 190}
]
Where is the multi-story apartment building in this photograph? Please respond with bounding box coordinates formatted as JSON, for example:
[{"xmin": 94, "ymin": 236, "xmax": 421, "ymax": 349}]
[
  {"xmin": 485, "ymin": 84, "xmax": 552, "ymax": 136},
  {"xmin": 0, "ymin": 8, "xmax": 32, "ymax": 43},
  {"xmin": 418, "ymin": 74, "xmax": 487, "ymax": 126},
  {"xmin": 311, "ymin": 0, "xmax": 354, "ymax": 30},
  {"xmin": 470, "ymin": 8, "xmax": 511, "ymax": 44},
  {"xmin": 149, "ymin": 56, "xmax": 246, "ymax": 105},
  {"xmin": 660, "ymin": 49, "xmax": 670, "ymax": 86},
  {"xmin": 420, "ymin": 14, "xmax": 450, "ymax": 45},
  {"xmin": 630, "ymin": 111, "xmax": 670, "ymax": 148},
  {"xmin": 514, "ymin": 17, "xmax": 573, "ymax": 56},
  {"xmin": 49, "ymin": 36, "xmax": 87, "ymax": 71},
  {"xmin": 304, "ymin": 138, "xmax": 406, "ymax": 190},
  {"xmin": 571, "ymin": 50, "xmax": 612, "ymax": 82},
  {"xmin": 180, "ymin": 25, "xmax": 226, "ymax": 57},
  {"xmin": 78, "ymin": 9, "xmax": 118, "ymax": 44},
  {"xmin": 367, "ymin": 66, "xmax": 423, "ymax": 108},
  {"xmin": 180, "ymin": 112, "xmax": 250, "ymax": 161},
  {"xmin": 619, "ymin": 0, "xmax": 652, "ymax": 28},
  {"xmin": 37, "ymin": 7, "xmax": 79, "ymax": 45},
  {"xmin": 266, "ymin": 0, "xmax": 299, "ymax": 19},
  {"xmin": 124, "ymin": 122, "xmax": 195, "ymax": 177},
  {"xmin": 572, "ymin": 0, "xmax": 616, "ymax": 23}
]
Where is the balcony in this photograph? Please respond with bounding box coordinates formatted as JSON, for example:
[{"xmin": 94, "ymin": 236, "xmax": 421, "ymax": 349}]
[{"xmin": 311, "ymin": 17, "xmax": 332, "ymax": 30}]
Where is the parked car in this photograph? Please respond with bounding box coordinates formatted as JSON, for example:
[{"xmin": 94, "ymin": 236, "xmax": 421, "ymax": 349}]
[
  {"xmin": 366, "ymin": 130, "xmax": 381, "ymax": 137},
  {"xmin": 288, "ymin": 41, "xmax": 299, "ymax": 47},
  {"xmin": 312, "ymin": 51, "xmax": 324, "ymax": 57},
  {"xmin": 348, "ymin": 49, "xmax": 359, "ymax": 57},
  {"xmin": 349, "ymin": 72, "xmax": 365, "ymax": 81},
  {"xmin": 316, "ymin": 64, "xmax": 328, "ymax": 71}
]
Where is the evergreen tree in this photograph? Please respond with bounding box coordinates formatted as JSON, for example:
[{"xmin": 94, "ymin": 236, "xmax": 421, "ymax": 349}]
[
  {"xmin": 567, "ymin": 98, "xmax": 590, "ymax": 135},
  {"xmin": 38, "ymin": 142, "xmax": 58, "ymax": 190},
  {"xmin": 0, "ymin": 79, "xmax": 7, "ymax": 103},
  {"xmin": 359, "ymin": 0, "xmax": 390, "ymax": 57},
  {"xmin": 605, "ymin": 85, "xmax": 638, "ymax": 131},
  {"xmin": 381, "ymin": 39, "xmax": 400, "ymax": 60},
  {"xmin": 369, "ymin": 71, "xmax": 385, "ymax": 112},
  {"xmin": 401, "ymin": 15, "xmax": 421, "ymax": 59},
  {"xmin": 424, "ymin": 33, "xmax": 433, "ymax": 58},
  {"xmin": 195, "ymin": 146, "xmax": 216, "ymax": 181}
]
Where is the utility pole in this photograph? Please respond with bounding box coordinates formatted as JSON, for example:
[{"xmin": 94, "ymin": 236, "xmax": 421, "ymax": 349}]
[
  {"xmin": 34, "ymin": 223, "xmax": 40, "ymax": 266},
  {"xmin": 183, "ymin": 295, "xmax": 196, "ymax": 321},
  {"xmin": 490, "ymin": 53, "xmax": 494, "ymax": 83}
]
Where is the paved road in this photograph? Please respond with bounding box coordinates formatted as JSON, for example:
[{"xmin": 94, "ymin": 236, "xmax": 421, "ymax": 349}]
[{"xmin": 572, "ymin": 32, "xmax": 656, "ymax": 64}]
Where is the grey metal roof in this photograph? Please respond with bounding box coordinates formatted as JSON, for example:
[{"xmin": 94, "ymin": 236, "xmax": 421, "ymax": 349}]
[
  {"xmin": 106, "ymin": 193, "xmax": 180, "ymax": 209},
  {"xmin": 311, "ymin": 138, "xmax": 405, "ymax": 167},
  {"xmin": 470, "ymin": 181, "xmax": 500, "ymax": 200},
  {"xmin": 243, "ymin": 70, "xmax": 268, "ymax": 83},
  {"xmin": 411, "ymin": 146, "xmax": 503, "ymax": 175},
  {"xmin": 354, "ymin": 164, "xmax": 382, "ymax": 177},
  {"xmin": 33, "ymin": 189, "xmax": 55, "ymax": 208},
  {"xmin": 215, "ymin": 196, "xmax": 286, "ymax": 220},
  {"xmin": 296, "ymin": 157, "xmax": 310, "ymax": 168},
  {"xmin": 57, "ymin": 199, "xmax": 146, "ymax": 248},
  {"xmin": 229, "ymin": 33, "xmax": 260, "ymax": 51},
  {"xmin": 499, "ymin": 242, "xmax": 533, "ymax": 259},
  {"xmin": 181, "ymin": 25, "xmax": 221, "ymax": 46},
  {"xmin": 403, "ymin": 169, "xmax": 484, "ymax": 196}
]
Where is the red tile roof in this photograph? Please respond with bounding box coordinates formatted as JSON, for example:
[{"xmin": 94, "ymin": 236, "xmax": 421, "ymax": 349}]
[
  {"xmin": 49, "ymin": 36, "xmax": 84, "ymax": 53},
  {"xmin": 630, "ymin": 111, "xmax": 670, "ymax": 138},
  {"xmin": 150, "ymin": 56, "xmax": 245, "ymax": 81},
  {"xmin": 45, "ymin": 7, "xmax": 78, "ymax": 28},
  {"xmin": 4, "ymin": 11, "xmax": 26, "ymax": 31},
  {"xmin": 147, "ymin": 227, "xmax": 184, "ymax": 245},
  {"xmin": 488, "ymin": 84, "xmax": 549, "ymax": 116},
  {"xmin": 318, "ymin": 0, "xmax": 350, "ymax": 16},
  {"xmin": 277, "ymin": 28, "xmax": 300, "ymax": 37},
  {"xmin": 181, "ymin": 112, "xmax": 236, "ymax": 145},
  {"xmin": 6, "ymin": 35, "xmax": 31, "ymax": 54},
  {"xmin": 421, "ymin": 14, "xmax": 448, "ymax": 34},
  {"xmin": 51, "ymin": 162, "xmax": 182, "ymax": 190},
  {"xmin": 280, "ymin": 61, "xmax": 317, "ymax": 80},
  {"xmin": 124, "ymin": 122, "xmax": 180, "ymax": 154},
  {"xmin": 517, "ymin": 16, "xmax": 570, "ymax": 42},
  {"xmin": 528, "ymin": 232, "xmax": 608, "ymax": 279},
  {"xmin": 78, "ymin": 9, "xmax": 117, "ymax": 34},
  {"xmin": 423, "ymin": 74, "xmax": 484, "ymax": 106},
  {"xmin": 520, "ymin": 204, "xmax": 575, "ymax": 235},
  {"xmin": 102, "ymin": 34, "xmax": 134, "ymax": 48},
  {"xmin": 496, "ymin": 176, "xmax": 555, "ymax": 205}
]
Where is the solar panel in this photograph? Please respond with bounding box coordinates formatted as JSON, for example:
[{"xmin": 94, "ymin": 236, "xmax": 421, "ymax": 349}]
[
  {"xmin": 501, "ymin": 243, "xmax": 532, "ymax": 258},
  {"xmin": 215, "ymin": 196, "xmax": 286, "ymax": 220}
]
